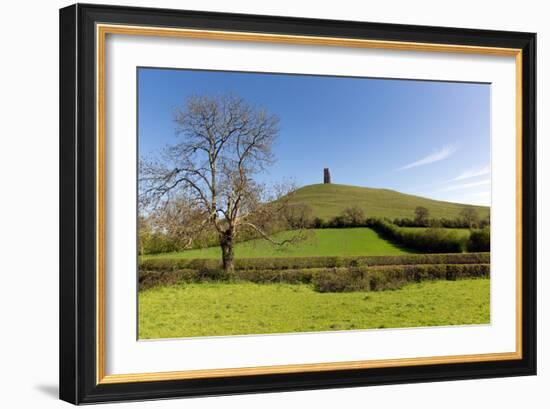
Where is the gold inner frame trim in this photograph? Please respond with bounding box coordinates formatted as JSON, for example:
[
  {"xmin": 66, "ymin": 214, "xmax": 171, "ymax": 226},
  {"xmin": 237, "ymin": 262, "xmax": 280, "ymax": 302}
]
[
  {"xmin": 100, "ymin": 352, "xmax": 518, "ymax": 384},
  {"xmin": 96, "ymin": 23, "xmax": 523, "ymax": 385}
]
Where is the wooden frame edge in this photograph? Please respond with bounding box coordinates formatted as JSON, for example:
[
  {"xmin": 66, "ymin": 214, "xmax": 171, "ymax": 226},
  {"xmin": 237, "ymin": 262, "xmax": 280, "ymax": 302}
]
[
  {"xmin": 99, "ymin": 352, "xmax": 522, "ymax": 384},
  {"xmin": 97, "ymin": 23, "xmax": 521, "ymax": 56},
  {"xmin": 515, "ymin": 51, "xmax": 523, "ymax": 359},
  {"xmin": 96, "ymin": 20, "xmax": 106, "ymax": 385}
]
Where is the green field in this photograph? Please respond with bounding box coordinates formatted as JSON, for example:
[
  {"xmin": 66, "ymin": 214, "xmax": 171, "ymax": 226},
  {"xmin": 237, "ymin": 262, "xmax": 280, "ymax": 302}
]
[
  {"xmin": 289, "ymin": 183, "xmax": 489, "ymax": 221},
  {"xmin": 143, "ymin": 228, "xmax": 411, "ymax": 260},
  {"xmin": 139, "ymin": 279, "xmax": 490, "ymax": 338}
]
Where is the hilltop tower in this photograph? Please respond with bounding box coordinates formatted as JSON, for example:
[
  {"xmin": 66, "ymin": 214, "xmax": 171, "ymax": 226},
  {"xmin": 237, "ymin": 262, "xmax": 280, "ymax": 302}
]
[{"xmin": 323, "ymin": 168, "xmax": 331, "ymax": 184}]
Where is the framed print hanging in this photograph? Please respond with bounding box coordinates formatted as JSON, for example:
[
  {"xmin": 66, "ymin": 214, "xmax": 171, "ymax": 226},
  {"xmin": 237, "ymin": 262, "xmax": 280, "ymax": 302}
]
[{"xmin": 59, "ymin": 3, "xmax": 536, "ymax": 404}]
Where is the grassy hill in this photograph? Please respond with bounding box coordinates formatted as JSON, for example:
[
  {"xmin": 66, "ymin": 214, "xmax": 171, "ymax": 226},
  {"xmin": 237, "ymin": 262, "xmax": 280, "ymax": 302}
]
[{"xmin": 289, "ymin": 183, "xmax": 490, "ymax": 221}]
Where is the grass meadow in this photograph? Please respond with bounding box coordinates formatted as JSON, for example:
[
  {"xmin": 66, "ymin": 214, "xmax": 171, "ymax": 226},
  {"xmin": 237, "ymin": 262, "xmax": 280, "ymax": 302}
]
[
  {"xmin": 289, "ymin": 184, "xmax": 490, "ymax": 221},
  {"xmin": 142, "ymin": 228, "xmax": 411, "ymax": 260},
  {"xmin": 139, "ymin": 278, "xmax": 490, "ymax": 338}
]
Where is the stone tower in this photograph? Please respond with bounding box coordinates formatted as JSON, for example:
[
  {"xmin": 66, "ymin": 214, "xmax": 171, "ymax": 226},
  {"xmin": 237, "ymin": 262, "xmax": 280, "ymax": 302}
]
[{"xmin": 323, "ymin": 168, "xmax": 331, "ymax": 184}]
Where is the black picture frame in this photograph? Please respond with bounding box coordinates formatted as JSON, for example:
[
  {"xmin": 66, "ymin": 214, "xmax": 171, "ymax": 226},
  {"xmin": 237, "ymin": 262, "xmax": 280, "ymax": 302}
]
[{"xmin": 60, "ymin": 3, "xmax": 536, "ymax": 404}]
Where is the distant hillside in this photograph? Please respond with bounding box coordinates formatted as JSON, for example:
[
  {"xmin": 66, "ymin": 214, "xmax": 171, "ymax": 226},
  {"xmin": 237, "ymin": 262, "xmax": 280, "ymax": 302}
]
[{"xmin": 289, "ymin": 183, "xmax": 490, "ymax": 221}]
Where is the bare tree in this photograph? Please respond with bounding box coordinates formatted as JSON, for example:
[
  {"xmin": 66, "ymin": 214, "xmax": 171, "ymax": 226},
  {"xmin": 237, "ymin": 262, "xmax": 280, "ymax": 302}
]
[
  {"xmin": 460, "ymin": 207, "xmax": 480, "ymax": 228},
  {"xmin": 282, "ymin": 203, "xmax": 313, "ymax": 229},
  {"xmin": 137, "ymin": 215, "xmax": 151, "ymax": 256},
  {"xmin": 414, "ymin": 206, "xmax": 429, "ymax": 225},
  {"xmin": 341, "ymin": 206, "xmax": 365, "ymax": 226},
  {"xmin": 140, "ymin": 94, "xmax": 303, "ymax": 272},
  {"xmin": 148, "ymin": 197, "xmax": 216, "ymax": 250}
]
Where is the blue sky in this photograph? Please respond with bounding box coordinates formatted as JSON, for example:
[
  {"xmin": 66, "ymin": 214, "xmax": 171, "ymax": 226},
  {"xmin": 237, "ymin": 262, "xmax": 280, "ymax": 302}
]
[{"xmin": 138, "ymin": 68, "xmax": 491, "ymax": 206}]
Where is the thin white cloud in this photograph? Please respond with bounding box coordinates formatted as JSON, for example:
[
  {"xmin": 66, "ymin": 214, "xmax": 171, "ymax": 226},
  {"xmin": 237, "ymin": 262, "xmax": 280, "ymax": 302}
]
[
  {"xmin": 395, "ymin": 145, "xmax": 456, "ymax": 171},
  {"xmin": 469, "ymin": 190, "xmax": 491, "ymax": 197},
  {"xmin": 453, "ymin": 190, "xmax": 491, "ymax": 206},
  {"xmin": 440, "ymin": 178, "xmax": 491, "ymax": 192},
  {"xmin": 442, "ymin": 190, "xmax": 491, "ymax": 206},
  {"xmin": 449, "ymin": 164, "xmax": 491, "ymax": 182},
  {"xmin": 408, "ymin": 164, "xmax": 491, "ymax": 191}
]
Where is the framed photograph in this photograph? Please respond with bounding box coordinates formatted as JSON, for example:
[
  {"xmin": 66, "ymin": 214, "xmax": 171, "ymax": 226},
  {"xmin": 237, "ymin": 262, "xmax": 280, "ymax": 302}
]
[{"xmin": 59, "ymin": 3, "xmax": 536, "ymax": 404}]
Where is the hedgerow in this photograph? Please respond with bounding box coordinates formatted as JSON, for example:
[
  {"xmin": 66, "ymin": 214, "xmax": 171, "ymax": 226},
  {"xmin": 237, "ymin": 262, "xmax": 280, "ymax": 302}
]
[
  {"xmin": 312, "ymin": 264, "xmax": 490, "ymax": 293},
  {"xmin": 369, "ymin": 219, "xmax": 467, "ymax": 253},
  {"xmin": 467, "ymin": 228, "xmax": 491, "ymax": 252},
  {"xmin": 139, "ymin": 263, "xmax": 489, "ymax": 291},
  {"xmin": 139, "ymin": 252, "xmax": 489, "ymax": 272},
  {"xmin": 139, "ymin": 268, "xmax": 317, "ymax": 290}
]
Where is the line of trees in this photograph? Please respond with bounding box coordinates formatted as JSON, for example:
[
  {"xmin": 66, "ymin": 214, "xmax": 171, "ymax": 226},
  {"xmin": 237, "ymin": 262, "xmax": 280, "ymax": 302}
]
[
  {"xmin": 392, "ymin": 207, "xmax": 489, "ymax": 229},
  {"xmin": 307, "ymin": 206, "xmax": 489, "ymax": 230}
]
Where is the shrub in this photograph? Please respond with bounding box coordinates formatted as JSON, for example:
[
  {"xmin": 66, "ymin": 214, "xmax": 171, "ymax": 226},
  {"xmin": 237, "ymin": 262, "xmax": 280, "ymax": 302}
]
[
  {"xmin": 312, "ymin": 268, "xmax": 364, "ymax": 293},
  {"xmin": 282, "ymin": 203, "xmax": 314, "ymax": 229},
  {"xmin": 139, "ymin": 267, "xmax": 232, "ymax": 290},
  {"xmin": 312, "ymin": 217, "xmax": 326, "ymax": 229},
  {"xmin": 311, "ymin": 264, "xmax": 489, "ymax": 293},
  {"xmin": 141, "ymin": 233, "xmax": 180, "ymax": 255},
  {"xmin": 460, "ymin": 208, "xmax": 481, "ymax": 228},
  {"xmin": 139, "ymin": 269, "xmax": 200, "ymax": 290},
  {"xmin": 359, "ymin": 252, "xmax": 490, "ymax": 266},
  {"xmin": 414, "ymin": 206, "xmax": 430, "ymax": 225},
  {"xmin": 139, "ymin": 258, "xmax": 219, "ymax": 272},
  {"xmin": 139, "ymin": 262, "xmax": 490, "ymax": 291},
  {"xmin": 234, "ymin": 268, "xmax": 315, "ymax": 284},
  {"xmin": 369, "ymin": 219, "xmax": 466, "ymax": 253},
  {"xmin": 341, "ymin": 206, "xmax": 366, "ymax": 226},
  {"xmin": 479, "ymin": 217, "xmax": 491, "ymax": 229},
  {"xmin": 467, "ymin": 228, "xmax": 490, "ymax": 252},
  {"xmin": 391, "ymin": 217, "xmax": 474, "ymax": 228}
]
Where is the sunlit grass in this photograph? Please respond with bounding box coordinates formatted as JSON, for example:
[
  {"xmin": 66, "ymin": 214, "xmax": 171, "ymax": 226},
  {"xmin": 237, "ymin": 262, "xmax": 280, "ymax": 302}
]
[
  {"xmin": 138, "ymin": 278, "xmax": 490, "ymax": 339},
  {"xmin": 142, "ymin": 228, "xmax": 412, "ymax": 260},
  {"xmin": 289, "ymin": 183, "xmax": 489, "ymax": 220}
]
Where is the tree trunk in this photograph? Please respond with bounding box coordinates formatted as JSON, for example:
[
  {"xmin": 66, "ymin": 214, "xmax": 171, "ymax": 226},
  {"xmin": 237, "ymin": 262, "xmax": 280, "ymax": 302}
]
[{"xmin": 219, "ymin": 229, "xmax": 235, "ymax": 274}]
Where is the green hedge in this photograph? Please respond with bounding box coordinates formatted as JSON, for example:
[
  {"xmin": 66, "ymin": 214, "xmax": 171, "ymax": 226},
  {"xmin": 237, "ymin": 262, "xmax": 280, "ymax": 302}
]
[
  {"xmin": 139, "ymin": 267, "xmax": 232, "ymax": 290},
  {"xmin": 312, "ymin": 264, "xmax": 490, "ymax": 293},
  {"xmin": 369, "ymin": 219, "xmax": 491, "ymax": 254},
  {"xmin": 370, "ymin": 219, "xmax": 466, "ymax": 253},
  {"xmin": 139, "ymin": 252, "xmax": 490, "ymax": 272},
  {"xmin": 139, "ymin": 263, "xmax": 489, "ymax": 291},
  {"xmin": 467, "ymin": 228, "xmax": 491, "ymax": 252},
  {"xmin": 139, "ymin": 268, "xmax": 317, "ymax": 290}
]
